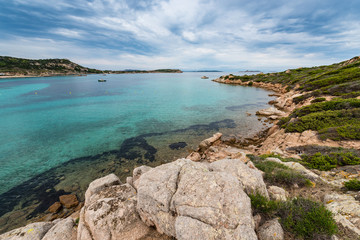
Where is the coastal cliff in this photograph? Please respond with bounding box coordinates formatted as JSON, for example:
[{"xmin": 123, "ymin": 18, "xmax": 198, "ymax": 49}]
[{"xmin": 1, "ymin": 57, "xmax": 360, "ymax": 240}]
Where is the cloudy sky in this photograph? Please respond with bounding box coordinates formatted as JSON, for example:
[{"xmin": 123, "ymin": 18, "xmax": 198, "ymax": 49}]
[{"xmin": 0, "ymin": 0, "xmax": 359, "ymax": 71}]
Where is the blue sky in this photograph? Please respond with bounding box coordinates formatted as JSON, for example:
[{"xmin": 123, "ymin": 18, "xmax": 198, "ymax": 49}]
[{"xmin": 0, "ymin": 0, "xmax": 359, "ymax": 71}]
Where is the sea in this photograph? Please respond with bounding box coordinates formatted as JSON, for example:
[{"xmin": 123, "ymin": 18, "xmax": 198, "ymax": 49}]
[{"xmin": 0, "ymin": 72, "xmax": 274, "ymax": 232}]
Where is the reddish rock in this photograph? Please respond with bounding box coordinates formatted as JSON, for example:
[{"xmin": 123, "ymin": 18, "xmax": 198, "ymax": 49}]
[
  {"xmin": 47, "ymin": 201, "xmax": 62, "ymax": 213},
  {"xmin": 59, "ymin": 194, "xmax": 79, "ymax": 208}
]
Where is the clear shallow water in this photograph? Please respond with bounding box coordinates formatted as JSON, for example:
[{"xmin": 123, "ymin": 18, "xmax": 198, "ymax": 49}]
[{"xmin": 0, "ymin": 72, "xmax": 274, "ymax": 231}]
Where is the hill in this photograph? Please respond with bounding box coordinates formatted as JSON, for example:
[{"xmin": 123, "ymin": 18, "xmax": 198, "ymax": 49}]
[
  {"xmin": 214, "ymin": 56, "xmax": 360, "ymax": 141},
  {"xmin": 0, "ymin": 56, "xmax": 183, "ymax": 77},
  {"xmin": 0, "ymin": 56, "xmax": 102, "ymax": 77}
]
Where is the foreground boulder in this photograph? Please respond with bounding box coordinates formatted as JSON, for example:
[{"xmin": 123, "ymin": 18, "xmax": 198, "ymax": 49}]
[
  {"xmin": 78, "ymin": 180, "xmax": 152, "ymax": 240},
  {"xmin": 137, "ymin": 158, "xmax": 260, "ymax": 239}
]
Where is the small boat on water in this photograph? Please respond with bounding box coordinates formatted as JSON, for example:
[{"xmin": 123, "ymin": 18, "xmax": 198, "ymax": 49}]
[
  {"xmin": 201, "ymin": 76, "xmax": 209, "ymax": 79},
  {"xmin": 98, "ymin": 79, "xmax": 107, "ymax": 82}
]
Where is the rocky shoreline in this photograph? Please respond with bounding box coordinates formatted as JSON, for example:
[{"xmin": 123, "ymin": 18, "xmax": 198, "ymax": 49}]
[{"xmin": 1, "ymin": 77, "xmax": 360, "ymax": 239}]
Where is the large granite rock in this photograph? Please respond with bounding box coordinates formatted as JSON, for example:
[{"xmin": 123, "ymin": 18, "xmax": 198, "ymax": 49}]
[
  {"xmin": 79, "ymin": 174, "xmax": 151, "ymax": 240},
  {"xmin": 136, "ymin": 158, "xmax": 258, "ymax": 239},
  {"xmin": 0, "ymin": 222, "xmax": 54, "ymax": 240},
  {"xmin": 42, "ymin": 217, "xmax": 76, "ymax": 240}
]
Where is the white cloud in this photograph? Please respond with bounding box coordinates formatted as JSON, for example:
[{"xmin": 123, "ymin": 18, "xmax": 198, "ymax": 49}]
[
  {"xmin": 52, "ymin": 28, "xmax": 84, "ymax": 39},
  {"xmin": 2, "ymin": 0, "xmax": 360, "ymax": 71}
]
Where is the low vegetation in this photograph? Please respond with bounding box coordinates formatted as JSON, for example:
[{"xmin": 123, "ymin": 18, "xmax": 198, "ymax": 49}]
[
  {"xmin": 277, "ymin": 99, "xmax": 360, "ymax": 140},
  {"xmin": 249, "ymin": 193, "xmax": 337, "ymax": 239},
  {"xmin": 222, "ymin": 57, "xmax": 360, "ymax": 142},
  {"xmin": 260, "ymin": 148, "xmax": 360, "ymax": 171},
  {"xmin": 248, "ymin": 154, "xmax": 311, "ymax": 187},
  {"xmin": 344, "ymin": 179, "xmax": 360, "ymax": 191},
  {"xmin": 311, "ymin": 97, "xmax": 326, "ymax": 103},
  {"xmin": 301, "ymin": 152, "xmax": 360, "ymax": 171},
  {"xmin": 223, "ymin": 56, "xmax": 360, "ymax": 99}
]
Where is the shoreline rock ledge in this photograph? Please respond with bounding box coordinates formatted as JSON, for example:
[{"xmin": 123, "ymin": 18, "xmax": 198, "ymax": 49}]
[{"xmin": 0, "ymin": 157, "xmax": 274, "ymax": 240}]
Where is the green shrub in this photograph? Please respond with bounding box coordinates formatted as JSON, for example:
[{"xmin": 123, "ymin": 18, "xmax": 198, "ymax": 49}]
[
  {"xmin": 302, "ymin": 153, "xmax": 337, "ymax": 170},
  {"xmin": 291, "ymin": 98, "xmax": 360, "ymax": 118},
  {"xmin": 255, "ymin": 161, "xmax": 310, "ymax": 187},
  {"xmin": 277, "ymin": 198, "xmax": 337, "ymax": 239},
  {"xmin": 249, "ymin": 194, "xmax": 337, "ymax": 239},
  {"xmin": 277, "ymin": 117, "xmax": 290, "ymax": 127},
  {"xmin": 301, "ymin": 152, "xmax": 360, "ymax": 170},
  {"xmin": 284, "ymin": 109, "xmax": 360, "ymax": 139},
  {"xmin": 248, "ymin": 81, "xmax": 253, "ymax": 86},
  {"xmin": 249, "ymin": 193, "xmax": 279, "ymax": 216},
  {"xmin": 311, "ymin": 97, "xmax": 326, "ymax": 103},
  {"xmin": 344, "ymin": 179, "xmax": 360, "ymax": 191}
]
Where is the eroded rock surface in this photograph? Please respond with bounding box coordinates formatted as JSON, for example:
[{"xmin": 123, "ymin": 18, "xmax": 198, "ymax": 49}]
[
  {"xmin": 256, "ymin": 107, "xmax": 285, "ymax": 117},
  {"xmin": 79, "ymin": 174, "xmax": 153, "ymax": 240},
  {"xmin": 198, "ymin": 132, "xmax": 222, "ymax": 151},
  {"xmin": 324, "ymin": 193, "xmax": 360, "ymax": 237},
  {"xmin": 210, "ymin": 158, "xmax": 269, "ymax": 198},
  {"xmin": 136, "ymin": 158, "xmax": 258, "ymax": 239}
]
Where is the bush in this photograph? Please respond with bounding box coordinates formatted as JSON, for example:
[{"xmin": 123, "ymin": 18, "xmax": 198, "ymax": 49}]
[
  {"xmin": 248, "ymin": 81, "xmax": 253, "ymax": 86},
  {"xmin": 249, "ymin": 193, "xmax": 279, "ymax": 216},
  {"xmin": 277, "ymin": 198, "xmax": 337, "ymax": 239},
  {"xmin": 249, "ymin": 194, "xmax": 337, "ymax": 239},
  {"xmin": 255, "ymin": 161, "xmax": 310, "ymax": 187},
  {"xmin": 344, "ymin": 179, "xmax": 360, "ymax": 191},
  {"xmin": 277, "ymin": 117, "xmax": 290, "ymax": 127},
  {"xmin": 301, "ymin": 152, "xmax": 360, "ymax": 170},
  {"xmin": 284, "ymin": 109, "xmax": 360, "ymax": 139},
  {"xmin": 291, "ymin": 98, "xmax": 360, "ymax": 118},
  {"xmin": 311, "ymin": 97, "xmax": 326, "ymax": 103},
  {"xmin": 302, "ymin": 153, "xmax": 337, "ymax": 170}
]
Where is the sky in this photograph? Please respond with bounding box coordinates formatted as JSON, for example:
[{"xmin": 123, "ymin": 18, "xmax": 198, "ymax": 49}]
[{"xmin": 0, "ymin": 0, "xmax": 359, "ymax": 71}]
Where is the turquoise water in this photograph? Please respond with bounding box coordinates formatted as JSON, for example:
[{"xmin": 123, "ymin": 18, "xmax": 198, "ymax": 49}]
[
  {"xmin": 0, "ymin": 73, "xmax": 274, "ymax": 194},
  {"xmin": 0, "ymin": 73, "xmax": 274, "ymax": 227}
]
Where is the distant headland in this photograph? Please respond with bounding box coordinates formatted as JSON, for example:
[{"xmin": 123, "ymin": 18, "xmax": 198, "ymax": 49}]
[{"xmin": 0, "ymin": 56, "xmax": 182, "ymax": 78}]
